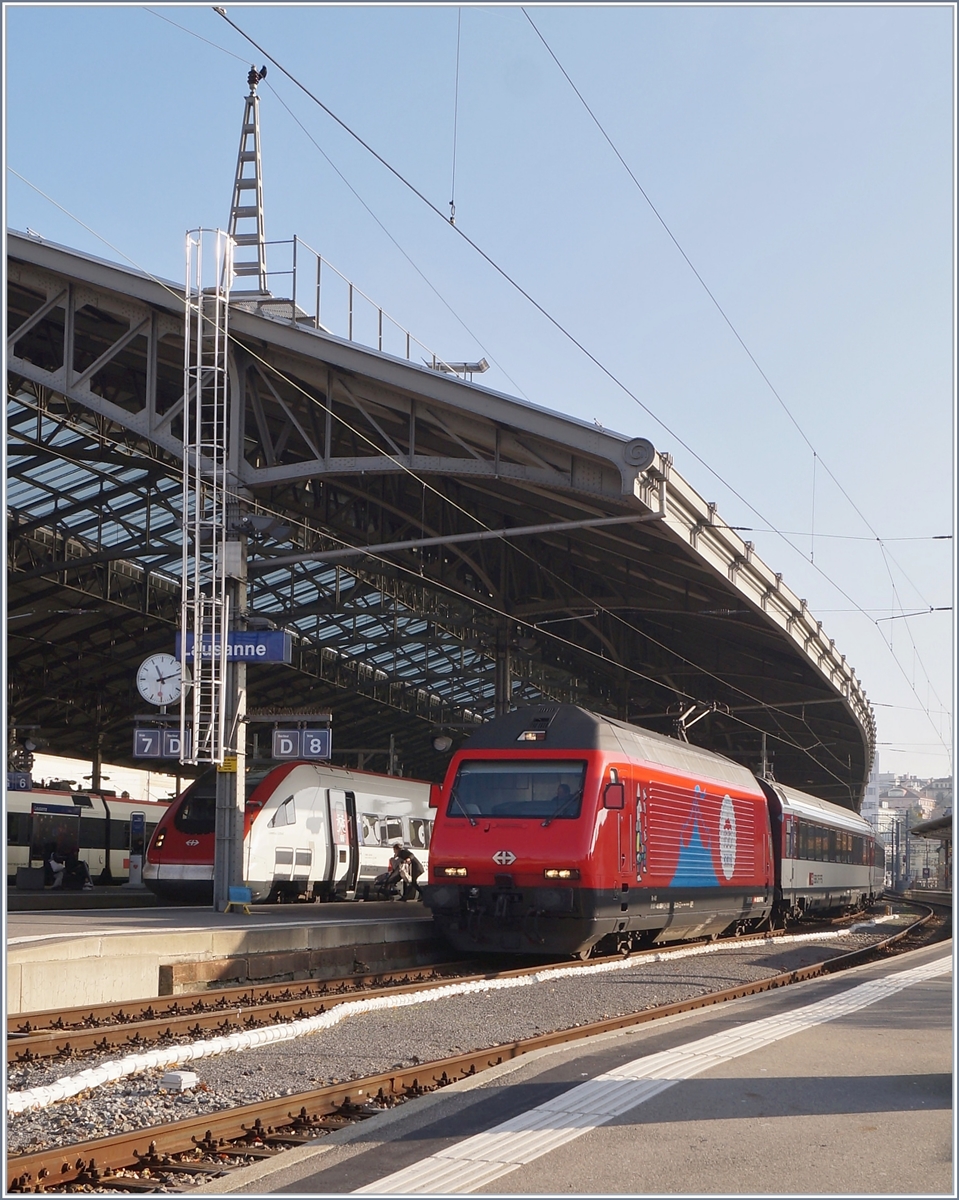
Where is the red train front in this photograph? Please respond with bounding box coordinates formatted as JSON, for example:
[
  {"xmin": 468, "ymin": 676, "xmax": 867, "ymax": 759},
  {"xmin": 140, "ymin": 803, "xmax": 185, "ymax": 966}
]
[{"xmin": 421, "ymin": 705, "xmax": 775, "ymax": 957}]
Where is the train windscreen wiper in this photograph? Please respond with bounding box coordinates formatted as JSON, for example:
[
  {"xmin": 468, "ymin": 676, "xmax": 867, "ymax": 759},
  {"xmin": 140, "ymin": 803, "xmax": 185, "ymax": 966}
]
[
  {"xmin": 542, "ymin": 790, "xmax": 582, "ymax": 827},
  {"xmin": 450, "ymin": 789, "xmax": 477, "ymax": 826}
]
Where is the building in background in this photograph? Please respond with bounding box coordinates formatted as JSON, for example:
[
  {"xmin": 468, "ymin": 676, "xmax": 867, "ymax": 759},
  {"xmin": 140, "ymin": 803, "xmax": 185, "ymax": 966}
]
[{"xmin": 862, "ymin": 765, "xmax": 952, "ymax": 890}]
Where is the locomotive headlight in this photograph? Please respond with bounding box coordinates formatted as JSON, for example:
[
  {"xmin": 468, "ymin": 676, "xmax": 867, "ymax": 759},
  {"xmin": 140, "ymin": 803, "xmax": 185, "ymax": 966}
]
[
  {"xmin": 544, "ymin": 867, "xmax": 580, "ymax": 880},
  {"xmin": 436, "ymin": 865, "xmax": 468, "ymax": 877},
  {"xmin": 153, "ymin": 829, "xmax": 166, "ymax": 850}
]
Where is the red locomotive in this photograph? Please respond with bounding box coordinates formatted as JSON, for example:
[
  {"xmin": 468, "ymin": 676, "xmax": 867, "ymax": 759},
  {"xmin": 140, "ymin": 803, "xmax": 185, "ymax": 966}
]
[{"xmin": 421, "ymin": 705, "xmax": 881, "ymax": 957}]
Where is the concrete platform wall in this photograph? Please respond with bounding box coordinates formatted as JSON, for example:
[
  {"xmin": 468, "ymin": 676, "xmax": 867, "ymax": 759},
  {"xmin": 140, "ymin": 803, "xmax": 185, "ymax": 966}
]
[{"xmin": 7, "ymin": 917, "xmax": 442, "ymax": 1015}]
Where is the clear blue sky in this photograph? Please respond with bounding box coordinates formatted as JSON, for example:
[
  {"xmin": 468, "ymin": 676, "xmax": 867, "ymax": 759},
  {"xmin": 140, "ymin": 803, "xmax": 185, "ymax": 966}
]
[{"xmin": 5, "ymin": 3, "xmax": 955, "ymax": 780}]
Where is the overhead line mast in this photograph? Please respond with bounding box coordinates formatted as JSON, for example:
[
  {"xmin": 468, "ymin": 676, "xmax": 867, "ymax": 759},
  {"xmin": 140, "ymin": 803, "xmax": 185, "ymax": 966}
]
[{"xmin": 228, "ymin": 65, "xmax": 270, "ymax": 295}]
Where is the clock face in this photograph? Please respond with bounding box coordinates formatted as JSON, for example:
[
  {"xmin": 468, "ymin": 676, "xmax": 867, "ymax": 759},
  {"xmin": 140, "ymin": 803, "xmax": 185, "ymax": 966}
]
[{"xmin": 136, "ymin": 654, "xmax": 186, "ymax": 706}]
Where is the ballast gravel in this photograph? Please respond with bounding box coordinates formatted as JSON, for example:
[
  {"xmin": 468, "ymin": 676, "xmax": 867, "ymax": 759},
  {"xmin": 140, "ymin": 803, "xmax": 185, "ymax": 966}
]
[{"xmin": 6, "ymin": 922, "xmax": 902, "ymax": 1158}]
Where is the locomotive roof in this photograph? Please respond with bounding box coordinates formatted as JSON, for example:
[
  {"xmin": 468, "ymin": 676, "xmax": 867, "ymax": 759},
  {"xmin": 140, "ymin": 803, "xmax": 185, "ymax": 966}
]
[{"xmin": 460, "ymin": 705, "xmax": 760, "ymax": 792}]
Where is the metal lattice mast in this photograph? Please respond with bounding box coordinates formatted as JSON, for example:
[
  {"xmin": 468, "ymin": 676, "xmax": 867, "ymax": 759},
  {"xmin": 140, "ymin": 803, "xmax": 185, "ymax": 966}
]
[
  {"xmin": 180, "ymin": 229, "xmax": 235, "ymax": 765},
  {"xmin": 227, "ymin": 65, "xmax": 269, "ymax": 293}
]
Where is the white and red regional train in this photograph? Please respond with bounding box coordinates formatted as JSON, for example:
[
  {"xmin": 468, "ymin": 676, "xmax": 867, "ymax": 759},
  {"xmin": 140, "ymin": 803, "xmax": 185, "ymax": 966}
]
[
  {"xmin": 6, "ymin": 785, "xmax": 169, "ymax": 884},
  {"xmin": 144, "ymin": 761, "xmax": 434, "ymax": 903},
  {"xmin": 420, "ymin": 705, "xmax": 885, "ymax": 957}
]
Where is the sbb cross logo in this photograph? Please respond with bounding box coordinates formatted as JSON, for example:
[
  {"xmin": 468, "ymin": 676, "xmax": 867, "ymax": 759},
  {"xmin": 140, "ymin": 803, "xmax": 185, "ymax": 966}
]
[{"xmin": 492, "ymin": 850, "xmax": 516, "ymax": 865}]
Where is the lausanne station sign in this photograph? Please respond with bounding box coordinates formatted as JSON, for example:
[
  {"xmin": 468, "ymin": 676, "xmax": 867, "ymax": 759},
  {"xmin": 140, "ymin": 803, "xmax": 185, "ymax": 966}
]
[{"xmin": 175, "ymin": 632, "xmax": 292, "ymax": 663}]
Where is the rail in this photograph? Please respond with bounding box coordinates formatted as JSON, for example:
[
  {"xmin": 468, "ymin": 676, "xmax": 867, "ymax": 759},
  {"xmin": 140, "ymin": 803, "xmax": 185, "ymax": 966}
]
[{"xmin": 7, "ymin": 905, "xmax": 944, "ymax": 1191}]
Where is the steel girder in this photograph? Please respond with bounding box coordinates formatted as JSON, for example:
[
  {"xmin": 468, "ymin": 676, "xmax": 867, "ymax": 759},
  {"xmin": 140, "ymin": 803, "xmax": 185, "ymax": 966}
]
[{"xmin": 6, "ymin": 233, "xmax": 875, "ymax": 801}]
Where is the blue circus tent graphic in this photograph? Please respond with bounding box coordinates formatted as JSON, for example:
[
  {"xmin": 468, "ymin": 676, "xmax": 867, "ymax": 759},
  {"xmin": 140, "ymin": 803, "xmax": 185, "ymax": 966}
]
[{"xmin": 670, "ymin": 786, "xmax": 719, "ymax": 887}]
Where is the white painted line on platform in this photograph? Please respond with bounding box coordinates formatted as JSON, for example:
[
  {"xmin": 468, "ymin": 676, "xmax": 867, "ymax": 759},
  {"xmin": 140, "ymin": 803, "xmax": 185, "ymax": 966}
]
[
  {"xmin": 6, "ymin": 917, "xmax": 426, "ymax": 946},
  {"xmin": 354, "ymin": 954, "xmax": 953, "ymax": 1195}
]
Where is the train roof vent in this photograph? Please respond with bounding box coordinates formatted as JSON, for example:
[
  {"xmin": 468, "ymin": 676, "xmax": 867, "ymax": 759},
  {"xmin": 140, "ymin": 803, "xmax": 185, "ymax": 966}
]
[{"xmin": 516, "ymin": 709, "xmax": 558, "ymax": 742}]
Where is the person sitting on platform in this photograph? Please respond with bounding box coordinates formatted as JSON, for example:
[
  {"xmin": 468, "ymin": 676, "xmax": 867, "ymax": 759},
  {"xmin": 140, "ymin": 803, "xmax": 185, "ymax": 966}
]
[{"xmin": 63, "ymin": 854, "xmax": 94, "ymax": 890}]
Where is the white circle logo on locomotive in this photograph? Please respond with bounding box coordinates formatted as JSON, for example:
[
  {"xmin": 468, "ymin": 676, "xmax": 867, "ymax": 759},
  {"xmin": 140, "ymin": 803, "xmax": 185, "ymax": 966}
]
[{"xmin": 718, "ymin": 794, "xmax": 737, "ymax": 880}]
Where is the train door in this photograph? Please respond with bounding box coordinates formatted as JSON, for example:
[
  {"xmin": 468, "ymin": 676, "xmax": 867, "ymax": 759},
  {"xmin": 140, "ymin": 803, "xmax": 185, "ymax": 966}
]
[
  {"xmin": 342, "ymin": 792, "xmax": 360, "ymax": 896},
  {"xmin": 327, "ymin": 790, "xmax": 353, "ymax": 896},
  {"xmin": 604, "ymin": 768, "xmax": 630, "ymax": 916},
  {"xmin": 635, "ymin": 782, "xmax": 649, "ymax": 884}
]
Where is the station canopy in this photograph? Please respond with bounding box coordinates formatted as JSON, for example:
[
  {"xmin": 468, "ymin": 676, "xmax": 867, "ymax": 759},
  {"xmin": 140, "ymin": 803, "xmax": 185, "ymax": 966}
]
[{"xmin": 6, "ymin": 231, "xmax": 875, "ymax": 805}]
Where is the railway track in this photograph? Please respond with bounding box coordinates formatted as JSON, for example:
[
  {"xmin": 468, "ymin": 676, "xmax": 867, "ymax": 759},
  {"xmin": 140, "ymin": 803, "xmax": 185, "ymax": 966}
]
[
  {"xmin": 7, "ymin": 918, "xmax": 859, "ymax": 1066},
  {"xmin": 7, "ymin": 902, "xmax": 941, "ymax": 1194}
]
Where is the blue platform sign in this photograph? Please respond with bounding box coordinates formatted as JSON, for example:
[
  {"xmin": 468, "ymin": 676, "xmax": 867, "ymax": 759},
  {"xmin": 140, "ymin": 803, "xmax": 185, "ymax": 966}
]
[
  {"xmin": 7, "ymin": 772, "xmax": 32, "ymax": 791},
  {"xmin": 133, "ymin": 728, "xmax": 191, "ymax": 759},
  {"xmin": 176, "ymin": 632, "xmax": 292, "ymax": 664},
  {"xmin": 133, "ymin": 728, "xmax": 162, "ymax": 758},
  {"xmin": 163, "ymin": 728, "xmax": 191, "ymax": 758},
  {"xmin": 272, "ymin": 729, "xmax": 331, "ymax": 760}
]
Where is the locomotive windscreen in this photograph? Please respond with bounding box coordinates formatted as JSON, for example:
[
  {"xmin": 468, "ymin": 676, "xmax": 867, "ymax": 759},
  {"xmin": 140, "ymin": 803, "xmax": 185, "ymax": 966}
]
[{"xmin": 448, "ymin": 760, "xmax": 586, "ymax": 820}]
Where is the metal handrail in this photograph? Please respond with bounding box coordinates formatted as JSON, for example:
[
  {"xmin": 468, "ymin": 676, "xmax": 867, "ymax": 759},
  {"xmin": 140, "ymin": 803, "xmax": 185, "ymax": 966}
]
[{"xmin": 253, "ymin": 236, "xmax": 463, "ymax": 378}]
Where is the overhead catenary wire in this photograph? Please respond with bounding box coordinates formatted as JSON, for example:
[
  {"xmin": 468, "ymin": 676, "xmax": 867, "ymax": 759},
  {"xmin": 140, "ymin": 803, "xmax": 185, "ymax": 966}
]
[
  {"xmin": 208, "ymin": 11, "xmax": 949, "ymax": 758},
  {"xmin": 7, "ymin": 14, "xmax": 936, "ymax": 782},
  {"xmin": 518, "ymin": 7, "xmax": 949, "ymax": 751},
  {"xmin": 13, "ymin": 14, "xmax": 945, "ymax": 772},
  {"xmin": 449, "ymin": 7, "xmax": 463, "ymax": 226},
  {"xmin": 0, "ymin": 157, "xmax": 889, "ymax": 793},
  {"xmin": 142, "ymin": 6, "xmax": 530, "ymax": 403}
]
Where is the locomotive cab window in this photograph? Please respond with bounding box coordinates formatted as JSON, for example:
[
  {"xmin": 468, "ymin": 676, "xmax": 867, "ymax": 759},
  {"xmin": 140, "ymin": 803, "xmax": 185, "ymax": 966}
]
[
  {"xmin": 448, "ymin": 760, "xmax": 587, "ymax": 820},
  {"xmin": 268, "ymin": 796, "xmax": 296, "ymax": 828},
  {"xmin": 173, "ymin": 783, "xmax": 217, "ymax": 835}
]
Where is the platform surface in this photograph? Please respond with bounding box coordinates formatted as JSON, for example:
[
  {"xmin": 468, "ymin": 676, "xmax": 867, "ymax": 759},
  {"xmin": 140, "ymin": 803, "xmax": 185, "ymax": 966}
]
[
  {"xmin": 6, "ymin": 901, "xmax": 438, "ymax": 1015},
  {"xmin": 6, "ymin": 899, "xmax": 431, "ymax": 947},
  {"xmin": 207, "ymin": 940, "xmax": 953, "ymax": 1197}
]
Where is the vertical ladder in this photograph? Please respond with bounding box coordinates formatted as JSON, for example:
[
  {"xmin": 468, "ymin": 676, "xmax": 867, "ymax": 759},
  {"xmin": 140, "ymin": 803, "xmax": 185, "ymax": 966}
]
[
  {"xmin": 180, "ymin": 229, "xmax": 235, "ymax": 765},
  {"xmin": 228, "ymin": 66, "xmax": 269, "ymax": 294}
]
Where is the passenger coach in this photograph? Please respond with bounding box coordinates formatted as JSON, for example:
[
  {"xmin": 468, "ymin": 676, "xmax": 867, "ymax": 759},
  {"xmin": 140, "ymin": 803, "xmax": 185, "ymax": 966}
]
[{"xmin": 760, "ymin": 780, "xmax": 883, "ymax": 920}]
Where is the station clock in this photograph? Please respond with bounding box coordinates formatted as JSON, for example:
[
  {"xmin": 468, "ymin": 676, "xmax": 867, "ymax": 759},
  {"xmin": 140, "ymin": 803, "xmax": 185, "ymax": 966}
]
[{"xmin": 136, "ymin": 653, "xmax": 188, "ymax": 707}]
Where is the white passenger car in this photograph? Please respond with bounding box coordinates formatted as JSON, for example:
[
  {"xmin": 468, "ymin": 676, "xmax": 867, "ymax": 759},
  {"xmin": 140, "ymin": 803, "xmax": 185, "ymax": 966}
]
[{"xmin": 761, "ymin": 780, "xmax": 882, "ymax": 919}]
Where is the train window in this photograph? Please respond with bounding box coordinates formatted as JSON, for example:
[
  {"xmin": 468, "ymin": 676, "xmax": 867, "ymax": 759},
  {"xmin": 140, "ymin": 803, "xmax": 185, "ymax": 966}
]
[
  {"xmin": 173, "ymin": 785, "xmax": 217, "ymax": 835},
  {"xmin": 269, "ymin": 797, "xmax": 296, "ymax": 828},
  {"xmin": 30, "ymin": 811, "xmax": 80, "ymax": 861},
  {"xmin": 383, "ymin": 817, "xmax": 404, "ymax": 844},
  {"xmin": 448, "ymin": 760, "xmax": 587, "ymax": 820},
  {"xmin": 78, "ymin": 818, "xmax": 107, "ymax": 849},
  {"xmin": 409, "ymin": 818, "xmax": 431, "ymax": 849},
  {"xmin": 7, "ymin": 812, "xmax": 31, "ymax": 845},
  {"xmin": 359, "ymin": 813, "xmax": 378, "ymax": 845}
]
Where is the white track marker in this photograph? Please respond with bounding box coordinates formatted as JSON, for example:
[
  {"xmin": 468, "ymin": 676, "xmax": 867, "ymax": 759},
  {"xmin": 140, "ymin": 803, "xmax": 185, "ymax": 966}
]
[{"xmin": 355, "ymin": 954, "xmax": 952, "ymax": 1195}]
